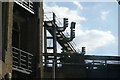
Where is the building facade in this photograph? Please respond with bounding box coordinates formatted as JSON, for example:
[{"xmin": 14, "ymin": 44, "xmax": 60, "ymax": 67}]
[{"xmin": 0, "ymin": 1, "xmax": 43, "ymax": 80}]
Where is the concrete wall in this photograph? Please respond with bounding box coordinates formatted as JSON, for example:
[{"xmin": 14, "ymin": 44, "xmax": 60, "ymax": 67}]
[
  {"xmin": 12, "ymin": 2, "xmax": 44, "ymax": 79},
  {"xmin": 0, "ymin": 1, "xmax": 2, "ymax": 78},
  {"xmin": 2, "ymin": 3, "xmax": 13, "ymax": 78},
  {"xmin": 37, "ymin": 2, "xmax": 44, "ymax": 79},
  {"xmin": 1, "ymin": 2, "xmax": 43, "ymax": 79}
]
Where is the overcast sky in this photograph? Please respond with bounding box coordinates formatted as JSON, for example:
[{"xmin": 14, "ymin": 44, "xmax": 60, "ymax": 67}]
[{"xmin": 43, "ymin": 1, "xmax": 118, "ymax": 56}]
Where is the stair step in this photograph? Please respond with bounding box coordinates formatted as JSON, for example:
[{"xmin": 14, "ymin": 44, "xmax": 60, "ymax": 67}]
[
  {"xmin": 47, "ymin": 37, "xmax": 53, "ymax": 39},
  {"xmin": 47, "ymin": 47, "xmax": 54, "ymax": 49}
]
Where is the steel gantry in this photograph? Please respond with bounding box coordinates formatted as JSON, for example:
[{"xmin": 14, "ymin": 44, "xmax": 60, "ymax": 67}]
[
  {"xmin": 43, "ymin": 12, "xmax": 80, "ymax": 79},
  {"xmin": 43, "ymin": 12, "xmax": 120, "ymax": 79}
]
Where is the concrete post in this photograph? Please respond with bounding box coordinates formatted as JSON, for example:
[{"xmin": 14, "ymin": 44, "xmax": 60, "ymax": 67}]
[
  {"xmin": 2, "ymin": 3, "xmax": 14, "ymax": 79},
  {"xmin": 36, "ymin": 1, "xmax": 44, "ymax": 80}
]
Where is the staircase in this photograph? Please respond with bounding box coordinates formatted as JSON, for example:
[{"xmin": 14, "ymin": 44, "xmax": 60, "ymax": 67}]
[{"xmin": 44, "ymin": 12, "xmax": 77, "ymax": 54}]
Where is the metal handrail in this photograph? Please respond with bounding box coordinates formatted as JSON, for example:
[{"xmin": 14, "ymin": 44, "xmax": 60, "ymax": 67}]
[
  {"xmin": 85, "ymin": 55, "xmax": 120, "ymax": 65},
  {"xmin": 64, "ymin": 31, "xmax": 80, "ymax": 53},
  {"xmin": 44, "ymin": 12, "xmax": 63, "ymax": 27},
  {"xmin": 12, "ymin": 47, "xmax": 33, "ymax": 74},
  {"xmin": 13, "ymin": 47, "xmax": 33, "ymax": 56},
  {"xmin": 44, "ymin": 12, "xmax": 81, "ymax": 53},
  {"xmin": 14, "ymin": 0, "xmax": 34, "ymax": 14}
]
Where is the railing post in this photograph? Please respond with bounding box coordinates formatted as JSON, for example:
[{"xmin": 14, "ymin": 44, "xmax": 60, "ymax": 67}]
[
  {"xmin": 27, "ymin": 54, "xmax": 29, "ymax": 70},
  {"xmin": 18, "ymin": 49, "xmax": 21, "ymax": 68},
  {"xmin": 28, "ymin": 0, "xmax": 30, "ymax": 9},
  {"xmin": 53, "ymin": 12, "xmax": 56, "ymax": 24},
  {"xmin": 12, "ymin": 47, "xmax": 33, "ymax": 74}
]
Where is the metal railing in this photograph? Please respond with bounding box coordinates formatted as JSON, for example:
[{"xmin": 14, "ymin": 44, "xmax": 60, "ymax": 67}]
[
  {"xmin": 14, "ymin": 0, "xmax": 34, "ymax": 14},
  {"xmin": 85, "ymin": 55, "xmax": 120, "ymax": 65},
  {"xmin": 44, "ymin": 12, "xmax": 80, "ymax": 53},
  {"xmin": 64, "ymin": 31, "xmax": 81, "ymax": 53},
  {"xmin": 12, "ymin": 47, "xmax": 33, "ymax": 74},
  {"xmin": 44, "ymin": 12, "xmax": 63, "ymax": 27}
]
